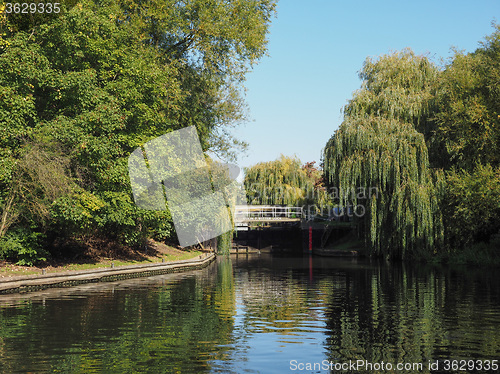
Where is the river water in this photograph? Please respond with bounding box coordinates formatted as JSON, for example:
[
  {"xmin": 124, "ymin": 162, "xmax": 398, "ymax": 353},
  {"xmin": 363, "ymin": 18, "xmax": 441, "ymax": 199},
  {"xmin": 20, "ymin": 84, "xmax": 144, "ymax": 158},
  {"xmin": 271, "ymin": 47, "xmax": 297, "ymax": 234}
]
[{"xmin": 0, "ymin": 254, "xmax": 499, "ymax": 373}]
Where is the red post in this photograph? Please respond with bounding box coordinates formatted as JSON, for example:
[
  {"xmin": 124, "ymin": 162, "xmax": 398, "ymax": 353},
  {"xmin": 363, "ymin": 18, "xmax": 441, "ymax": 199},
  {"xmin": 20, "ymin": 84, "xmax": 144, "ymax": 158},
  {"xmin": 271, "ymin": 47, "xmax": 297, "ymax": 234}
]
[
  {"xmin": 309, "ymin": 226, "xmax": 312, "ymax": 252},
  {"xmin": 309, "ymin": 254, "xmax": 313, "ymax": 281}
]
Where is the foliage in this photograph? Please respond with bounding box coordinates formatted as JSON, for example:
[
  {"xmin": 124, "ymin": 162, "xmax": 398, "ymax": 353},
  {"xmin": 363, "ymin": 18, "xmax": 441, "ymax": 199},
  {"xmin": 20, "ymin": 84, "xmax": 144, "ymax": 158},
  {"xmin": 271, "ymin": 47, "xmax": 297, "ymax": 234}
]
[
  {"xmin": 323, "ymin": 27, "xmax": 500, "ymax": 261},
  {"xmin": 302, "ymin": 161, "xmax": 326, "ymax": 190},
  {"xmin": 0, "ymin": 0, "xmax": 275, "ymax": 263},
  {"xmin": 244, "ymin": 155, "xmax": 328, "ymax": 207},
  {"xmin": 0, "ymin": 226, "xmax": 48, "ymax": 265},
  {"xmin": 0, "ymin": 1, "xmax": 80, "ymax": 53},
  {"xmin": 0, "ymin": 143, "xmax": 72, "ymax": 263},
  {"xmin": 115, "ymin": 0, "xmax": 277, "ymax": 160},
  {"xmin": 323, "ymin": 50, "xmax": 444, "ymax": 259},
  {"xmin": 442, "ymin": 164, "xmax": 500, "ymax": 251},
  {"xmin": 50, "ymin": 189, "xmax": 106, "ymax": 234},
  {"xmin": 430, "ymin": 25, "xmax": 500, "ymax": 171},
  {"xmin": 344, "ymin": 48, "xmax": 439, "ymax": 131},
  {"xmin": 325, "ymin": 117, "xmax": 444, "ymax": 259},
  {"xmin": 217, "ymin": 230, "xmax": 233, "ymax": 255},
  {"xmin": 427, "ymin": 25, "xmax": 500, "ymax": 257}
]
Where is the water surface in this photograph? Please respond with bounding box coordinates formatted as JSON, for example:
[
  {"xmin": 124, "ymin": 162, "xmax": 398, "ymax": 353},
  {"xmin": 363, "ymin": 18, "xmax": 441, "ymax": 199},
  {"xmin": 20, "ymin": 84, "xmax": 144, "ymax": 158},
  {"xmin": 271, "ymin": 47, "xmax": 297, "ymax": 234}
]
[{"xmin": 0, "ymin": 254, "xmax": 499, "ymax": 373}]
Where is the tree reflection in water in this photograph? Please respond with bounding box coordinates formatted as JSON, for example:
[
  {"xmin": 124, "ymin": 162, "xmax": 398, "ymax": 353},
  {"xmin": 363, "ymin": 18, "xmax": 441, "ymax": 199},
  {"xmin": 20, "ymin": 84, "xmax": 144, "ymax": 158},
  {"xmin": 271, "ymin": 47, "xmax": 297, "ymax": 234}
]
[{"xmin": 0, "ymin": 255, "xmax": 499, "ymax": 373}]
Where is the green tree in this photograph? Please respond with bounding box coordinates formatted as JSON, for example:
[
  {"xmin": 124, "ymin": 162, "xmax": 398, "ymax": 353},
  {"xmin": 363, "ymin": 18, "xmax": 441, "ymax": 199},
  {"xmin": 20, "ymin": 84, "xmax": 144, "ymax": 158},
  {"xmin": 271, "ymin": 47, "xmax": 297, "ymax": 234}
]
[
  {"xmin": 0, "ymin": 0, "xmax": 276, "ymax": 263},
  {"xmin": 323, "ymin": 50, "xmax": 444, "ymax": 259},
  {"xmin": 430, "ymin": 25, "xmax": 500, "ymax": 171},
  {"xmin": 244, "ymin": 155, "xmax": 328, "ymax": 207},
  {"xmin": 443, "ymin": 164, "xmax": 500, "ymax": 250},
  {"xmin": 427, "ymin": 25, "xmax": 500, "ymax": 257},
  {"xmin": 0, "ymin": 2, "xmax": 180, "ymax": 261},
  {"xmin": 114, "ymin": 0, "xmax": 277, "ymax": 160}
]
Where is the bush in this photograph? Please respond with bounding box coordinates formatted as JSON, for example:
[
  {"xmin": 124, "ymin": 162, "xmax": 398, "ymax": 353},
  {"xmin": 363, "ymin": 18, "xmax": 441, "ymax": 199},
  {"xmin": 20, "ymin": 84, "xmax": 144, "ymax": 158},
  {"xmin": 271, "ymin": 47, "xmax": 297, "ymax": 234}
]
[
  {"xmin": 50, "ymin": 189, "xmax": 175, "ymax": 248},
  {"xmin": 443, "ymin": 164, "xmax": 500, "ymax": 250},
  {"xmin": 0, "ymin": 227, "xmax": 48, "ymax": 265}
]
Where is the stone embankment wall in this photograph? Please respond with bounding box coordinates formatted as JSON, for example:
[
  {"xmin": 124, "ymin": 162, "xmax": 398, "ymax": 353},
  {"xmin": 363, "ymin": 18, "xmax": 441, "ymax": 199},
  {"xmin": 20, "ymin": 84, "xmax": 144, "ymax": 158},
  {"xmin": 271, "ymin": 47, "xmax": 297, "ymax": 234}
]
[{"xmin": 0, "ymin": 253, "xmax": 216, "ymax": 295}]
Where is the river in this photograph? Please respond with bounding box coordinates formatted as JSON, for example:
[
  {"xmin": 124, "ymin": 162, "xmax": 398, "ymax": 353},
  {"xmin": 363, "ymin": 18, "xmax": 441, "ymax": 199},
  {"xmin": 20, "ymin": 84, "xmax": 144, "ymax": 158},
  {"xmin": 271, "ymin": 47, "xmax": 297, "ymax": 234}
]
[{"xmin": 0, "ymin": 254, "xmax": 499, "ymax": 373}]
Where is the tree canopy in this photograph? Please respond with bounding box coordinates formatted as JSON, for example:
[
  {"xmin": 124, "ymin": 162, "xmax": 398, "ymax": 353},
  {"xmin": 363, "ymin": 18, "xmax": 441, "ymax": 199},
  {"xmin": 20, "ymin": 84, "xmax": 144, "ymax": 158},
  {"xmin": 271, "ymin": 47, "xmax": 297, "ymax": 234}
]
[
  {"xmin": 324, "ymin": 50, "xmax": 444, "ymax": 259},
  {"xmin": 430, "ymin": 26, "xmax": 500, "ymax": 171},
  {"xmin": 324, "ymin": 27, "xmax": 500, "ymax": 261},
  {"xmin": 244, "ymin": 155, "xmax": 327, "ymax": 207},
  {"xmin": 0, "ymin": 0, "xmax": 276, "ymax": 264}
]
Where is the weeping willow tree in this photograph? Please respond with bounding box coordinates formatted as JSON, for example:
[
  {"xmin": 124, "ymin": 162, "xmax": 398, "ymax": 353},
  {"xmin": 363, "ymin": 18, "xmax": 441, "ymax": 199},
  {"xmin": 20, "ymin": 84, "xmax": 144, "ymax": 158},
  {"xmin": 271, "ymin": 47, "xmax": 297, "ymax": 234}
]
[
  {"xmin": 323, "ymin": 49, "xmax": 444, "ymax": 259},
  {"xmin": 244, "ymin": 155, "xmax": 328, "ymax": 206}
]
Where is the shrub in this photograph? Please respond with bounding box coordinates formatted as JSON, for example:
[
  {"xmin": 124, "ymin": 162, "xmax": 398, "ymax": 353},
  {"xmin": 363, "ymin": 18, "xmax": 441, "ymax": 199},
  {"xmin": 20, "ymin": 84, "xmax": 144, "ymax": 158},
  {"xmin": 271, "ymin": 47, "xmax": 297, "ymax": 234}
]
[{"xmin": 0, "ymin": 227, "xmax": 48, "ymax": 265}]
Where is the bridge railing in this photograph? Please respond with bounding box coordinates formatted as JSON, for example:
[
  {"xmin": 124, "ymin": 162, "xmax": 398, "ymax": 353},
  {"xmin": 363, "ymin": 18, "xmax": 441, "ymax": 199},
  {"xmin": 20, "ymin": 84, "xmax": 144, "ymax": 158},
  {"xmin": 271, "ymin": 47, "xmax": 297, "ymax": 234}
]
[{"xmin": 234, "ymin": 205, "xmax": 303, "ymax": 222}]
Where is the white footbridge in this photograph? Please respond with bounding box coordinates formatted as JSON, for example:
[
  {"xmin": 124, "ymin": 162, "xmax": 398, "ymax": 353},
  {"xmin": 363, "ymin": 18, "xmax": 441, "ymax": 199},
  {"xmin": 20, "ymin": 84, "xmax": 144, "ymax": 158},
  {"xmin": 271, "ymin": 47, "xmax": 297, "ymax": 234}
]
[{"xmin": 233, "ymin": 205, "xmax": 303, "ymax": 230}]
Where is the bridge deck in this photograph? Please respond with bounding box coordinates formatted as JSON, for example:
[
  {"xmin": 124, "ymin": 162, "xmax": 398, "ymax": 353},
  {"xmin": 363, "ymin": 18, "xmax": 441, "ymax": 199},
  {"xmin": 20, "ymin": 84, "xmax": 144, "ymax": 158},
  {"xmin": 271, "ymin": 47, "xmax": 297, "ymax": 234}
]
[{"xmin": 234, "ymin": 205, "xmax": 303, "ymax": 223}]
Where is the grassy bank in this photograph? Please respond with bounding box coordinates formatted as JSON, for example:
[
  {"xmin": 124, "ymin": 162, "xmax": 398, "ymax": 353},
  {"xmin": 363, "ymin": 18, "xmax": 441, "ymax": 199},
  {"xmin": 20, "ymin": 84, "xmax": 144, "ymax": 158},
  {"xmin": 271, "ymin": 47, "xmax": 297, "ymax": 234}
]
[{"xmin": 0, "ymin": 240, "xmax": 204, "ymax": 278}]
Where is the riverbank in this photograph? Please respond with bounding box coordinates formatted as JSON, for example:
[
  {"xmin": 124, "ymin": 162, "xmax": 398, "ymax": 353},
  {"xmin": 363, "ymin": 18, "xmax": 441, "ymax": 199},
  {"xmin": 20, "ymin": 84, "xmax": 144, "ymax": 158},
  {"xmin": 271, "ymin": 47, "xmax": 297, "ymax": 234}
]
[
  {"xmin": 0, "ymin": 240, "xmax": 202, "ymax": 277},
  {"xmin": 316, "ymin": 231, "xmax": 500, "ymax": 266},
  {"xmin": 0, "ymin": 241, "xmax": 216, "ymax": 294},
  {"xmin": 0, "ymin": 253, "xmax": 215, "ymax": 295}
]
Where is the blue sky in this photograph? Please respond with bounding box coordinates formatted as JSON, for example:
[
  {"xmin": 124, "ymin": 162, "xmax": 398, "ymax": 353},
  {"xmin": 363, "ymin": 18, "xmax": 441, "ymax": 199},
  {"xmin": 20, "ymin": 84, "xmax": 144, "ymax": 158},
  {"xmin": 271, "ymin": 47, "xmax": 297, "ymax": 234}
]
[{"xmin": 231, "ymin": 0, "xmax": 500, "ymax": 173}]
